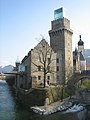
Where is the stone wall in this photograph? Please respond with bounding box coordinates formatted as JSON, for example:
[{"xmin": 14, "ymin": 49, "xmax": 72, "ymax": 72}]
[
  {"xmin": 76, "ymin": 89, "xmax": 90, "ymax": 105},
  {"xmin": 0, "ymin": 76, "xmax": 6, "ymax": 80},
  {"xmin": 17, "ymin": 86, "xmax": 61, "ymax": 106}
]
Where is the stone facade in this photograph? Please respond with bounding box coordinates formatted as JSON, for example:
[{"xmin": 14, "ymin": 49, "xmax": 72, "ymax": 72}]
[
  {"xmin": 16, "ymin": 51, "xmax": 32, "ymax": 89},
  {"xmin": 31, "ymin": 39, "xmax": 57, "ymax": 87},
  {"xmin": 16, "ymin": 39, "xmax": 57, "ymax": 88},
  {"xmin": 49, "ymin": 17, "xmax": 73, "ymax": 84}
]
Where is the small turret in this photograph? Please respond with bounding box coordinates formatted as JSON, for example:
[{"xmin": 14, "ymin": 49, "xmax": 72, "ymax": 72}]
[{"xmin": 15, "ymin": 56, "xmax": 20, "ymax": 71}]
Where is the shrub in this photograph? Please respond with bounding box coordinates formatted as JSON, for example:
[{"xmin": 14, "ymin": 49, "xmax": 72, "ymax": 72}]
[{"xmin": 80, "ymin": 78, "xmax": 90, "ymax": 89}]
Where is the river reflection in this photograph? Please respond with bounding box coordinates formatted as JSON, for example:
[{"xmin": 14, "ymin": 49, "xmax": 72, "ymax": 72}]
[
  {"xmin": 0, "ymin": 80, "xmax": 34, "ymax": 120},
  {"xmin": 0, "ymin": 80, "xmax": 87, "ymax": 120}
]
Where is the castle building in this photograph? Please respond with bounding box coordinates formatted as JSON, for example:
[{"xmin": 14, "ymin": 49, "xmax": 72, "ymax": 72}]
[{"xmin": 16, "ymin": 7, "xmax": 74, "ymax": 89}]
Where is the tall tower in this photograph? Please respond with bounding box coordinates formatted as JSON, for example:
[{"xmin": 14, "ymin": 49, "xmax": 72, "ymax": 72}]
[
  {"xmin": 49, "ymin": 7, "xmax": 73, "ymax": 84},
  {"xmin": 78, "ymin": 35, "xmax": 86, "ymax": 71}
]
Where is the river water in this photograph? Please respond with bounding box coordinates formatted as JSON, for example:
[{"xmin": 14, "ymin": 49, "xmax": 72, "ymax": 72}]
[
  {"xmin": 0, "ymin": 80, "xmax": 87, "ymax": 120},
  {"xmin": 0, "ymin": 80, "xmax": 35, "ymax": 120}
]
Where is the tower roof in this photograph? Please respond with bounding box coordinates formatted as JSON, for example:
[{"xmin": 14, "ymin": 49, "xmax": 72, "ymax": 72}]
[
  {"xmin": 78, "ymin": 35, "xmax": 84, "ymax": 46},
  {"xmin": 15, "ymin": 56, "xmax": 20, "ymax": 63},
  {"xmin": 54, "ymin": 7, "xmax": 66, "ymax": 20},
  {"xmin": 75, "ymin": 47, "xmax": 78, "ymax": 56},
  {"xmin": 80, "ymin": 52, "xmax": 85, "ymax": 61}
]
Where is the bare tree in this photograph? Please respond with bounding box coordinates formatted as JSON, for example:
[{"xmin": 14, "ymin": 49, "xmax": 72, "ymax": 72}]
[{"xmin": 31, "ymin": 39, "xmax": 56, "ymax": 88}]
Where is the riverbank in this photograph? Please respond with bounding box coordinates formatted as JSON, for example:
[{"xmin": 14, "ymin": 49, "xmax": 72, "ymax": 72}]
[
  {"xmin": 29, "ymin": 91, "xmax": 90, "ymax": 120},
  {"xmin": 12, "ymin": 83, "xmax": 90, "ymax": 119},
  {"xmin": 31, "ymin": 99, "xmax": 72, "ymax": 115},
  {"xmin": 16, "ymin": 86, "xmax": 65, "ymax": 107},
  {"xmin": 30, "ymin": 101, "xmax": 88, "ymax": 120}
]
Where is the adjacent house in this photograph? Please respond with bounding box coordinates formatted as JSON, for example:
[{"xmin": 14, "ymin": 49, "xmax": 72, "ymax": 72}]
[{"xmin": 84, "ymin": 49, "xmax": 90, "ymax": 70}]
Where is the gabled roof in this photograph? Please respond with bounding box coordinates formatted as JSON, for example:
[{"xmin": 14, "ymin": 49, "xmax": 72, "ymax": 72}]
[
  {"xmin": 80, "ymin": 52, "xmax": 85, "ymax": 61},
  {"xmin": 33, "ymin": 39, "xmax": 50, "ymax": 50}
]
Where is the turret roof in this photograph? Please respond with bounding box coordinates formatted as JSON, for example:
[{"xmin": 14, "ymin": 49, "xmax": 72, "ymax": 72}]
[{"xmin": 78, "ymin": 35, "xmax": 84, "ymax": 46}]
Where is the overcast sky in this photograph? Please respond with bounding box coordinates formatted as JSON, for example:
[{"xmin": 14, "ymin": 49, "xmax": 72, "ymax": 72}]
[{"xmin": 0, "ymin": 0, "xmax": 90, "ymax": 67}]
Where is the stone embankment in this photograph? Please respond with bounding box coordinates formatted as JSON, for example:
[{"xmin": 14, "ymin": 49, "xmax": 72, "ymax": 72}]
[
  {"xmin": 16, "ymin": 86, "xmax": 63, "ymax": 106},
  {"xmin": 31, "ymin": 100, "xmax": 72, "ymax": 115},
  {"xmin": 30, "ymin": 92, "xmax": 89, "ymax": 120},
  {"xmin": 31, "ymin": 101, "xmax": 88, "ymax": 120},
  {"xmin": 0, "ymin": 76, "xmax": 6, "ymax": 80},
  {"xmin": 76, "ymin": 89, "xmax": 90, "ymax": 105},
  {"xmin": 15, "ymin": 84, "xmax": 89, "ymax": 119}
]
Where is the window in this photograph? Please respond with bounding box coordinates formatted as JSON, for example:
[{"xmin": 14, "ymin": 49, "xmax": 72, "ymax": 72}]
[
  {"xmin": 57, "ymin": 75, "xmax": 59, "ymax": 81},
  {"xmin": 47, "ymin": 66, "xmax": 50, "ymax": 71},
  {"xmin": 57, "ymin": 58, "xmax": 59, "ymax": 63},
  {"xmin": 48, "ymin": 58, "xmax": 50, "ymax": 64},
  {"xmin": 47, "ymin": 76, "xmax": 50, "ymax": 80},
  {"xmin": 25, "ymin": 66, "xmax": 28, "ymax": 71},
  {"xmin": 57, "ymin": 66, "xmax": 59, "ymax": 71},
  {"xmin": 38, "ymin": 66, "xmax": 41, "ymax": 71},
  {"xmin": 38, "ymin": 76, "xmax": 41, "ymax": 80}
]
